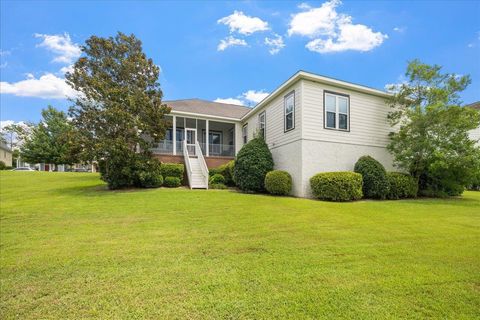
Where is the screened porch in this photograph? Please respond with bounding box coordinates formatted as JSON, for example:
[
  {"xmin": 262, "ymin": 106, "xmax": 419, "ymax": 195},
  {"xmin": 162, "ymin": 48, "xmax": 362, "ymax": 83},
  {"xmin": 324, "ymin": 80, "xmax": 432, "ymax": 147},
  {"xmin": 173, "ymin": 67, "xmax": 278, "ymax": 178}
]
[{"xmin": 151, "ymin": 115, "xmax": 236, "ymax": 157}]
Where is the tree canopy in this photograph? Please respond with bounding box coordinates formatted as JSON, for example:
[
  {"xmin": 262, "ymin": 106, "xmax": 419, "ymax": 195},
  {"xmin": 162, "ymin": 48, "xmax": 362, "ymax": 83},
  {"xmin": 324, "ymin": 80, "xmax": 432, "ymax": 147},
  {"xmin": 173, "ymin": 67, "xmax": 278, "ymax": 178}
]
[
  {"xmin": 66, "ymin": 32, "xmax": 170, "ymax": 160},
  {"xmin": 20, "ymin": 106, "xmax": 79, "ymax": 165},
  {"xmin": 66, "ymin": 32, "xmax": 170, "ymax": 188},
  {"xmin": 387, "ymin": 60, "xmax": 480, "ymax": 196}
]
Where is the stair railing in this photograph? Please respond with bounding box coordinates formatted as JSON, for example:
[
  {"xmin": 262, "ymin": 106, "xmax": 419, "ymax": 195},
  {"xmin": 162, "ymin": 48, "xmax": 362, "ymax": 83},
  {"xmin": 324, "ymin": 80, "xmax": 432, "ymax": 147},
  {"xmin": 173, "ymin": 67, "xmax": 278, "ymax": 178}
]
[
  {"xmin": 195, "ymin": 140, "xmax": 209, "ymax": 189},
  {"xmin": 183, "ymin": 140, "xmax": 193, "ymax": 189}
]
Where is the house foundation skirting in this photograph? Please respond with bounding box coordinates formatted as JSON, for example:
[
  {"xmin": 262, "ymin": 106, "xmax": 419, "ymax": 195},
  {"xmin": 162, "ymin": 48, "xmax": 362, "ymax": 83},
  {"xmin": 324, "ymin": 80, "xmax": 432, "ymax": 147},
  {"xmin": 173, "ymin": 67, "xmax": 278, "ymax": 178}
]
[{"xmin": 153, "ymin": 154, "xmax": 233, "ymax": 169}]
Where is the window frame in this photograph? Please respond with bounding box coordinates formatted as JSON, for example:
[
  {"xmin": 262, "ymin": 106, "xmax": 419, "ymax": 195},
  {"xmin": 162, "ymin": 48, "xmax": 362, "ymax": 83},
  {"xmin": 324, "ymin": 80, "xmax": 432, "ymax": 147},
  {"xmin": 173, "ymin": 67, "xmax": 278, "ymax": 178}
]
[
  {"xmin": 284, "ymin": 91, "xmax": 295, "ymax": 132},
  {"xmin": 242, "ymin": 124, "xmax": 248, "ymax": 144},
  {"xmin": 323, "ymin": 90, "xmax": 350, "ymax": 132},
  {"xmin": 258, "ymin": 111, "xmax": 266, "ymax": 139}
]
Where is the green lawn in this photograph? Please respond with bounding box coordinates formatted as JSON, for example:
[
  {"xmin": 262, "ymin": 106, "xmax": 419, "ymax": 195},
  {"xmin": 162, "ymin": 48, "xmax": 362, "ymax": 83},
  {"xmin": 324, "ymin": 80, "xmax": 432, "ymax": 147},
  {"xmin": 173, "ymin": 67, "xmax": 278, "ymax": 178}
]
[{"xmin": 1, "ymin": 171, "xmax": 479, "ymax": 319}]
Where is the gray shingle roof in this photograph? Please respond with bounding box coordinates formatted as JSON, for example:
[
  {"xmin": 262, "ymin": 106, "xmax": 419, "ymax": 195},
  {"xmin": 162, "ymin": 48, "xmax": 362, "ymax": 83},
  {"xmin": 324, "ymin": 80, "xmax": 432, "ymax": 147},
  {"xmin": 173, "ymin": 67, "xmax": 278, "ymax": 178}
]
[
  {"xmin": 466, "ymin": 101, "xmax": 480, "ymax": 110},
  {"xmin": 164, "ymin": 99, "xmax": 251, "ymax": 120}
]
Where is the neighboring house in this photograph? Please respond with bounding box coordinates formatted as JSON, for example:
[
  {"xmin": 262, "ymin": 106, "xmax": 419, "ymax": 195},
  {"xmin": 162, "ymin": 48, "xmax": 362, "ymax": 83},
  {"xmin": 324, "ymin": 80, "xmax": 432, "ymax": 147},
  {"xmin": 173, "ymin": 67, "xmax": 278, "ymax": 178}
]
[
  {"xmin": 467, "ymin": 101, "xmax": 480, "ymax": 144},
  {"xmin": 156, "ymin": 70, "xmax": 395, "ymax": 197},
  {"xmin": 0, "ymin": 143, "xmax": 13, "ymax": 167}
]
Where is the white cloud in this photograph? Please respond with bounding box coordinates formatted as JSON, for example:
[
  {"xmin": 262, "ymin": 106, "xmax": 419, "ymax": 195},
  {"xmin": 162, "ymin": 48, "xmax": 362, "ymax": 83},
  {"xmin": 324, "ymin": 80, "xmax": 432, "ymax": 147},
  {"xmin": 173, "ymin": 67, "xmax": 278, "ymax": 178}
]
[
  {"xmin": 214, "ymin": 97, "xmax": 245, "ymax": 105},
  {"xmin": 0, "ymin": 50, "xmax": 11, "ymax": 56},
  {"xmin": 0, "ymin": 73, "xmax": 77, "ymax": 99},
  {"xmin": 215, "ymin": 90, "xmax": 270, "ymax": 106},
  {"xmin": 242, "ymin": 90, "xmax": 269, "ymax": 103},
  {"xmin": 306, "ymin": 23, "xmax": 387, "ymax": 53},
  {"xmin": 0, "ymin": 62, "xmax": 7, "ymax": 69},
  {"xmin": 35, "ymin": 33, "xmax": 81, "ymax": 64},
  {"xmin": 1, "ymin": 120, "xmax": 15, "ymax": 130},
  {"xmin": 264, "ymin": 34, "xmax": 285, "ymax": 55},
  {"xmin": 288, "ymin": 0, "xmax": 387, "ymax": 53},
  {"xmin": 217, "ymin": 36, "xmax": 248, "ymax": 51},
  {"xmin": 59, "ymin": 64, "xmax": 74, "ymax": 74},
  {"xmin": 218, "ymin": 11, "xmax": 269, "ymax": 35},
  {"xmin": 393, "ymin": 26, "xmax": 406, "ymax": 33},
  {"xmin": 384, "ymin": 75, "xmax": 408, "ymax": 93}
]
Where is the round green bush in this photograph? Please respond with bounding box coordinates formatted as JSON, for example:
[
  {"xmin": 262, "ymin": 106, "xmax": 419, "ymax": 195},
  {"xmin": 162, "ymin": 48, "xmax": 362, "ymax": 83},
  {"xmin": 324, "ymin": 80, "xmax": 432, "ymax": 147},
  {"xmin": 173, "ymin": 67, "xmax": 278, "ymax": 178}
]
[
  {"xmin": 386, "ymin": 172, "xmax": 418, "ymax": 199},
  {"xmin": 164, "ymin": 176, "xmax": 181, "ymax": 188},
  {"xmin": 209, "ymin": 183, "xmax": 227, "ymax": 190},
  {"xmin": 354, "ymin": 155, "xmax": 389, "ymax": 199},
  {"xmin": 209, "ymin": 173, "xmax": 225, "ymax": 185},
  {"xmin": 310, "ymin": 171, "xmax": 363, "ymax": 201},
  {"xmin": 234, "ymin": 137, "xmax": 274, "ymax": 192},
  {"xmin": 264, "ymin": 170, "xmax": 292, "ymax": 195},
  {"xmin": 209, "ymin": 160, "xmax": 235, "ymax": 186},
  {"xmin": 160, "ymin": 163, "xmax": 184, "ymax": 182},
  {"xmin": 0, "ymin": 161, "xmax": 6, "ymax": 170}
]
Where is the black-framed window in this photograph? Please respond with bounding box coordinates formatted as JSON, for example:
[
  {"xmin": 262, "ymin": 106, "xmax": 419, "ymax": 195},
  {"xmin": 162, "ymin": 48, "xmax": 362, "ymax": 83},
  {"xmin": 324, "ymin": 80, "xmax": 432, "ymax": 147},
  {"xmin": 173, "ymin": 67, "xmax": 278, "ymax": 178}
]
[
  {"xmin": 242, "ymin": 124, "xmax": 248, "ymax": 144},
  {"xmin": 324, "ymin": 92, "xmax": 349, "ymax": 131},
  {"xmin": 284, "ymin": 91, "xmax": 295, "ymax": 131},
  {"xmin": 258, "ymin": 111, "xmax": 266, "ymax": 139}
]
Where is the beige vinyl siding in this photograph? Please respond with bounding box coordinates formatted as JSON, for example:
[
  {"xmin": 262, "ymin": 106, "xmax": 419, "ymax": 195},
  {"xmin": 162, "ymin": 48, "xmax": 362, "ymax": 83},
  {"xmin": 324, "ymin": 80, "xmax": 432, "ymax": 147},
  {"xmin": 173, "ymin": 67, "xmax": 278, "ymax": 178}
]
[
  {"xmin": 302, "ymin": 79, "xmax": 391, "ymax": 148},
  {"xmin": 243, "ymin": 82, "xmax": 302, "ymax": 149},
  {"xmin": 470, "ymin": 127, "xmax": 480, "ymax": 146}
]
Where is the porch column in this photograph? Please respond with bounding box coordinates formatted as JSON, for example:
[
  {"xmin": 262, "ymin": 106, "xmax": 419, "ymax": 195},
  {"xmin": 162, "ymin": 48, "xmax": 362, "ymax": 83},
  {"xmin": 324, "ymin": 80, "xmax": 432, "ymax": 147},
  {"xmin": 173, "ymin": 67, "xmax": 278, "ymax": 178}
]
[
  {"xmin": 173, "ymin": 115, "xmax": 176, "ymax": 155},
  {"xmin": 206, "ymin": 119, "xmax": 209, "ymax": 157}
]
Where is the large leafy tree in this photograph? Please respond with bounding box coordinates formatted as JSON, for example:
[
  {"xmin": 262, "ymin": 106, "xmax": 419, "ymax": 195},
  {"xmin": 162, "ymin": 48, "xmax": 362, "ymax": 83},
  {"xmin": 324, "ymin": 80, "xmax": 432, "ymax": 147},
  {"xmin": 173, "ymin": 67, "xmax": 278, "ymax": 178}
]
[
  {"xmin": 387, "ymin": 60, "xmax": 480, "ymax": 196},
  {"xmin": 65, "ymin": 32, "xmax": 170, "ymax": 188},
  {"xmin": 20, "ymin": 106, "xmax": 79, "ymax": 166}
]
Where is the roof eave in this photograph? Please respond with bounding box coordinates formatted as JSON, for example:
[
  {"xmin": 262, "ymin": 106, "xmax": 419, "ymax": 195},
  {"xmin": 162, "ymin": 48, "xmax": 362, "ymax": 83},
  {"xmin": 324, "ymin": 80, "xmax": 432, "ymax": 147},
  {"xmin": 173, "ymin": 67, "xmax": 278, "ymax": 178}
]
[
  {"xmin": 169, "ymin": 110, "xmax": 243, "ymax": 122},
  {"xmin": 241, "ymin": 71, "xmax": 392, "ymax": 121}
]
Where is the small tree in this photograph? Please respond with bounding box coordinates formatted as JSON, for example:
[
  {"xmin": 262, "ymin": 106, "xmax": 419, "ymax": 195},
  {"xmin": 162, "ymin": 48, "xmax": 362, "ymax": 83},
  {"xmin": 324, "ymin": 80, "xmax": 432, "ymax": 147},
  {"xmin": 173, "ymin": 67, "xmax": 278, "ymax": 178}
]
[
  {"xmin": 20, "ymin": 106, "xmax": 79, "ymax": 167},
  {"xmin": 234, "ymin": 137, "xmax": 274, "ymax": 192},
  {"xmin": 387, "ymin": 60, "xmax": 480, "ymax": 196},
  {"xmin": 66, "ymin": 32, "xmax": 170, "ymax": 189}
]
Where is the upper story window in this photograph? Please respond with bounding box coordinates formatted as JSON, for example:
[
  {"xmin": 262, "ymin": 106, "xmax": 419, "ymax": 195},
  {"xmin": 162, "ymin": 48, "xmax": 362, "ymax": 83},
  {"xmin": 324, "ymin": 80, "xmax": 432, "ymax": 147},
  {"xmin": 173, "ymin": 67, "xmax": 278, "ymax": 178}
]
[
  {"xmin": 325, "ymin": 91, "xmax": 349, "ymax": 131},
  {"xmin": 242, "ymin": 124, "xmax": 248, "ymax": 144},
  {"xmin": 258, "ymin": 111, "xmax": 266, "ymax": 139},
  {"xmin": 284, "ymin": 91, "xmax": 295, "ymax": 132}
]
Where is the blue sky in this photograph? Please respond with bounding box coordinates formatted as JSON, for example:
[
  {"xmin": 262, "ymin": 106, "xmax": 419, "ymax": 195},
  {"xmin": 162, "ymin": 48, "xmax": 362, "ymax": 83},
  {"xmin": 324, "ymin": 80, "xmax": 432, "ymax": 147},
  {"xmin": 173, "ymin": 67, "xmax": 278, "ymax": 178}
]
[{"xmin": 1, "ymin": 0, "xmax": 479, "ymax": 125}]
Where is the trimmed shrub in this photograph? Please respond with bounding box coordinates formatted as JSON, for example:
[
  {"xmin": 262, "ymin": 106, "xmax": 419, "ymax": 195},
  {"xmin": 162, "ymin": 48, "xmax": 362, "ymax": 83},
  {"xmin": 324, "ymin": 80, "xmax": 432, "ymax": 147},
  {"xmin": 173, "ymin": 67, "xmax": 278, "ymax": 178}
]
[
  {"xmin": 210, "ymin": 183, "xmax": 227, "ymax": 189},
  {"xmin": 234, "ymin": 137, "xmax": 274, "ymax": 192},
  {"xmin": 265, "ymin": 170, "xmax": 292, "ymax": 196},
  {"xmin": 209, "ymin": 167, "xmax": 221, "ymax": 176},
  {"xmin": 0, "ymin": 161, "xmax": 6, "ymax": 170},
  {"xmin": 354, "ymin": 156, "xmax": 389, "ymax": 199},
  {"xmin": 161, "ymin": 163, "xmax": 184, "ymax": 182},
  {"xmin": 386, "ymin": 172, "xmax": 418, "ymax": 199},
  {"xmin": 164, "ymin": 176, "xmax": 181, "ymax": 188},
  {"xmin": 209, "ymin": 173, "xmax": 225, "ymax": 185},
  {"xmin": 209, "ymin": 160, "xmax": 235, "ymax": 186},
  {"xmin": 310, "ymin": 172, "xmax": 363, "ymax": 202}
]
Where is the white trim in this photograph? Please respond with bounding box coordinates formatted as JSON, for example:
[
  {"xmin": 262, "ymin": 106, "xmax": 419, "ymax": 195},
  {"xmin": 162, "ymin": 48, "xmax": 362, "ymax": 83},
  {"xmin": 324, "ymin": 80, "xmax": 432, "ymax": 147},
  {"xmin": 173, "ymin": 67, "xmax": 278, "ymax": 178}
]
[
  {"xmin": 170, "ymin": 110, "xmax": 241, "ymax": 123},
  {"xmin": 258, "ymin": 111, "xmax": 266, "ymax": 139},
  {"xmin": 242, "ymin": 123, "xmax": 248, "ymax": 145},
  {"xmin": 241, "ymin": 70, "xmax": 391, "ymax": 121},
  {"xmin": 325, "ymin": 93, "xmax": 349, "ymax": 131},
  {"xmin": 284, "ymin": 91, "xmax": 295, "ymax": 132},
  {"xmin": 173, "ymin": 115, "xmax": 177, "ymax": 155}
]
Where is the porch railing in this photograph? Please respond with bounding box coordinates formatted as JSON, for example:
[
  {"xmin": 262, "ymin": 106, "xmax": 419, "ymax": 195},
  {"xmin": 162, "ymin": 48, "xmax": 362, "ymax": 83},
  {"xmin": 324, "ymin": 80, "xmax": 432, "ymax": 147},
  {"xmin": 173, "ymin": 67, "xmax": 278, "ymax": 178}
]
[
  {"xmin": 152, "ymin": 140, "xmax": 234, "ymax": 157},
  {"xmin": 183, "ymin": 140, "xmax": 192, "ymax": 189}
]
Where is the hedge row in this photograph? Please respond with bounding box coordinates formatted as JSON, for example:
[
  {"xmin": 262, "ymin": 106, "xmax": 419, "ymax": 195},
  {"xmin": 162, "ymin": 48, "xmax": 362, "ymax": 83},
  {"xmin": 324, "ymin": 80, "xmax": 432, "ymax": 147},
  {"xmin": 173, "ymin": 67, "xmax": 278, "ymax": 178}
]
[
  {"xmin": 160, "ymin": 163, "xmax": 184, "ymax": 182},
  {"xmin": 309, "ymin": 156, "xmax": 418, "ymax": 202}
]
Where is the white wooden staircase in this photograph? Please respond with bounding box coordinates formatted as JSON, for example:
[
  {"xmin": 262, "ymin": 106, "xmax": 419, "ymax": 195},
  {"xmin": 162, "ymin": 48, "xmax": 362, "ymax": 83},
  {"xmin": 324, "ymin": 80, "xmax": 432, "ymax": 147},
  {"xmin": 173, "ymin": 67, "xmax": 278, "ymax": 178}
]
[{"xmin": 183, "ymin": 140, "xmax": 209, "ymax": 189}]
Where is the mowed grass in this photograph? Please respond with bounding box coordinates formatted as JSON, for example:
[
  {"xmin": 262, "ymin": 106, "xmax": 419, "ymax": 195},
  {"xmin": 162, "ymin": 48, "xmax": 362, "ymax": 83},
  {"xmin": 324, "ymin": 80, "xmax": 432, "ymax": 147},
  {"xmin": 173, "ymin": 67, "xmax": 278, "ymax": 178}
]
[{"xmin": 0, "ymin": 172, "xmax": 479, "ymax": 319}]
